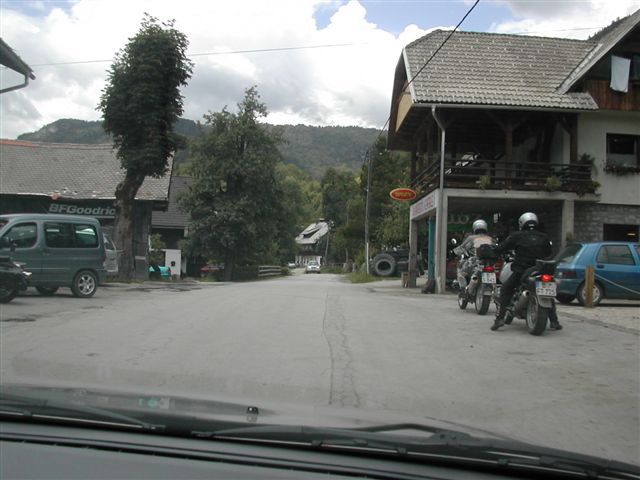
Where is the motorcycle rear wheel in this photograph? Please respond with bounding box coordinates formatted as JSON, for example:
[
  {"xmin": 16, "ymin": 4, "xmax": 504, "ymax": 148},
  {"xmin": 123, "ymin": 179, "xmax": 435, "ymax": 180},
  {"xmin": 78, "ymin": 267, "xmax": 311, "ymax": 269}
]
[
  {"xmin": 475, "ymin": 285, "xmax": 491, "ymax": 315},
  {"xmin": 526, "ymin": 295, "xmax": 548, "ymax": 336}
]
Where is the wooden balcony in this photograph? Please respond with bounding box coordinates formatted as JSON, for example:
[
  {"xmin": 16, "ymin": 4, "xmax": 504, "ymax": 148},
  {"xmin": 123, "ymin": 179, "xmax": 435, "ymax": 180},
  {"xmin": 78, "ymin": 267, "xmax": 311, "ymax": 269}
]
[{"xmin": 411, "ymin": 158, "xmax": 596, "ymax": 196}]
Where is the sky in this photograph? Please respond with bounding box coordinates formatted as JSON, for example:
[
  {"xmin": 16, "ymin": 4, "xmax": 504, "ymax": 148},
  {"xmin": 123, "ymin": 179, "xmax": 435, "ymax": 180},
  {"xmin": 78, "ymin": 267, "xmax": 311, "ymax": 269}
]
[{"xmin": 1, "ymin": 0, "xmax": 639, "ymax": 139}]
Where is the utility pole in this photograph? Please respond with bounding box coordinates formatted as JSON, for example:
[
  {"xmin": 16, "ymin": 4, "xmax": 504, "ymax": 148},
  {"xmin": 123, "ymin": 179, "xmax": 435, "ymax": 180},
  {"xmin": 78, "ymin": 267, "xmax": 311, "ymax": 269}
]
[{"xmin": 364, "ymin": 150, "xmax": 372, "ymax": 274}]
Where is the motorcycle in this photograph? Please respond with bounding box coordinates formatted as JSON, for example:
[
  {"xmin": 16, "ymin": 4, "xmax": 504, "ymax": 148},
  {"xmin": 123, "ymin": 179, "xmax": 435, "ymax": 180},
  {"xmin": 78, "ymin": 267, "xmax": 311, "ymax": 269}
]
[
  {"xmin": 455, "ymin": 243, "xmax": 499, "ymax": 315},
  {"xmin": 0, "ymin": 255, "xmax": 32, "ymax": 303},
  {"xmin": 494, "ymin": 257, "xmax": 558, "ymax": 336}
]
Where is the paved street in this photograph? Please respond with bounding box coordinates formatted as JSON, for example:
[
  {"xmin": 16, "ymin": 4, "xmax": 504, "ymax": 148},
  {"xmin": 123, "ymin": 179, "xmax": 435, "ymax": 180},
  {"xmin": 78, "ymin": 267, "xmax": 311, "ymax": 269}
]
[{"xmin": 1, "ymin": 274, "xmax": 639, "ymax": 464}]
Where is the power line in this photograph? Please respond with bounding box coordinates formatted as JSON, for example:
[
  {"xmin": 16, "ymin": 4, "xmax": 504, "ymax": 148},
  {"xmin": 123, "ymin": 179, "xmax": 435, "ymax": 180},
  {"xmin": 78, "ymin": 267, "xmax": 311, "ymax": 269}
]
[
  {"xmin": 25, "ymin": 42, "xmax": 359, "ymax": 68},
  {"xmin": 365, "ymin": 0, "xmax": 481, "ymax": 155}
]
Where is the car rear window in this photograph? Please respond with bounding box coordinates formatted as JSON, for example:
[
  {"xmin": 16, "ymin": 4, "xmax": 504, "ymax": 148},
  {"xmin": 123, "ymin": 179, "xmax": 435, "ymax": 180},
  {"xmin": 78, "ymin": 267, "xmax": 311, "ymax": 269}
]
[
  {"xmin": 555, "ymin": 243, "xmax": 583, "ymax": 263},
  {"xmin": 596, "ymin": 245, "xmax": 636, "ymax": 265}
]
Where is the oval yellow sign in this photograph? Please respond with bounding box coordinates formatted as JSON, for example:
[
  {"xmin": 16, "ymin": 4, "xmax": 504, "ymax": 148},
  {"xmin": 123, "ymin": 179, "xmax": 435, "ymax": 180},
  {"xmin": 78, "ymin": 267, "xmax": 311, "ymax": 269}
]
[{"xmin": 390, "ymin": 188, "xmax": 417, "ymax": 202}]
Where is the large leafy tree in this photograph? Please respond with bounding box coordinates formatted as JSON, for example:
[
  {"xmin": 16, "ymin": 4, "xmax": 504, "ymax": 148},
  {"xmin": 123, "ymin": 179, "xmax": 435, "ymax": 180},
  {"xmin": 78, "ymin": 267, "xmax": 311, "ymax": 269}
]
[
  {"xmin": 180, "ymin": 87, "xmax": 286, "ymax": 280},
  {"xmin": 98, "ymin": 14, "xmax": 193, "ymax": 279}
]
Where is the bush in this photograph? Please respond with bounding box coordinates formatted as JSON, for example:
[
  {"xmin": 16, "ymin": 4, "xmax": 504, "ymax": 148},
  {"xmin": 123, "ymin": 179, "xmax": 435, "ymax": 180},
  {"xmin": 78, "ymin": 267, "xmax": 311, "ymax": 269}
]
[{"xmin": 349, "ymin": 272, "xmax": 384, "ymax": 283}]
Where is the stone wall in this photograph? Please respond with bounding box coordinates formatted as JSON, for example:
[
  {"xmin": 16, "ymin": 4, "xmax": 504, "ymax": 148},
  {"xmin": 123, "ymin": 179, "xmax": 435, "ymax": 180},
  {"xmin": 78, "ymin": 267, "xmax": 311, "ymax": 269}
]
[{"xmin": 574, "ymin": 203, "xmax": 640, "ymax": 242}]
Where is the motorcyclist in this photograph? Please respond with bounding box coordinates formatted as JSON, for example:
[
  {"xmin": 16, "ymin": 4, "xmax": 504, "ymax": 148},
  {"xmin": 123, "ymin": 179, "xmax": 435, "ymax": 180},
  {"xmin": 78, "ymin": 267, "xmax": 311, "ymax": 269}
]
[
  {"xmin": 491, "ymin": 212, "xmax": 562, "ymax": 331},
  {"xmin": 455, "ymin": 219, "xmax": 495, "ymax": 291}
]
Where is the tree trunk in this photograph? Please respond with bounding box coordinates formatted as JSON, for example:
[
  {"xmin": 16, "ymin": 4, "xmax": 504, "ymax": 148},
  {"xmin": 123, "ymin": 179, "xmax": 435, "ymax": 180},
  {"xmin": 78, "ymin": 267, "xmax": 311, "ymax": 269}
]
[
  {"xmin": 223, "ymin": 251, "xmax": 235, "ymax": 282},
  {"xmin": 113, "ymin": 172, "xmax": 146, "ymax": 280}
]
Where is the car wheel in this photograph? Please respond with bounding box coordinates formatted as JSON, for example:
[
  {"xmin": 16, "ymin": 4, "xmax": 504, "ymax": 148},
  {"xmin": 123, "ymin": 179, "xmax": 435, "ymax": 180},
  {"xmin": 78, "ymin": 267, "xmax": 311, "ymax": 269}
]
[
  {"xmin": 0, "ymin": 285, "xmax": 18, "ymax": 303},
  {"xmin": 71, "ymin": 270, "xmax": 98, "ymax": 298},
  {"xmin": 576, "ymin": 281, "xmax": 603, "ymax": 306},
  {"xmin": 36, "ymin": 286, "xmax": 59, "ymax": 296},
  {"xmin": 556, "ymin": 293, "xmax": 575, "ymax": 304}
]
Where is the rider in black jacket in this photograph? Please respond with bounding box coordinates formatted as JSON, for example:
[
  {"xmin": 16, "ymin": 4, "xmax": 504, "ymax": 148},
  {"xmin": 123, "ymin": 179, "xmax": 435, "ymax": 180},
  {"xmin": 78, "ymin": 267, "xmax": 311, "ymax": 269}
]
[{"xmin": 492, "ymin": 212, "xmax": 561, "ymax": 331}]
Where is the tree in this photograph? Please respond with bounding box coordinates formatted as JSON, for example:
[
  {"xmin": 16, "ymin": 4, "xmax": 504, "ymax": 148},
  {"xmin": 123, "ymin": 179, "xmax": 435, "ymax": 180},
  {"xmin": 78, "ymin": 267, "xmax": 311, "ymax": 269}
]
[
  {"xmin": 321, "ymin": 167, "xmax": 358, "ymax": 228},
  {"xmin": 180, "ymin": 87, "xmax": 286, "ymax": 280},
  {"xmin": 98, "ymin": 14, "xmax": 193, "ymax": 279}
]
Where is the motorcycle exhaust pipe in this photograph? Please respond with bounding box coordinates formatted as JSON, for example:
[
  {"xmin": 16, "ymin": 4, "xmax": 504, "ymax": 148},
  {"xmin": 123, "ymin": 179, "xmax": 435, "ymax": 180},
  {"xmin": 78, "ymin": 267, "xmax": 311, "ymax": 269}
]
[
  {"xmin": 514, "ymin": 290, "xmax": 530, "ymax": 312},
  {"xmin": 467, "ymin": 275, "xmax": 478, "ymax": 294}
]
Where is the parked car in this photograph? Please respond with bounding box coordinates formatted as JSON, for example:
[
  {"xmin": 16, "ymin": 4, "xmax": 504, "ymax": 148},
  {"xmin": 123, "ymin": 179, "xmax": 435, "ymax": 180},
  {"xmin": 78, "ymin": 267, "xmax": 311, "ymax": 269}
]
[
  {"xmin": 103, "ymin": 233, "xmax": 118, "ymax": 276},
  {"xmin": 555, "ymin": 242, "xmax": 640, "ymax": 305},
  {"xmin": 200, "ymin": 263, "xmax": 223, "ymax": 275},
  {"xmin": 0, "ymin": 214, "xmax": 107, "ymax": 298},
  {"xmin": 305, "ymin": 261, "xmax": 321, "ymax": 274},
  {"xmin": 149, "ymin": 264, "xmax": 171, "ymax": 280},
  {"xmin": 287, "ymin": 262, "xmax": 297, "ymax": 269}
]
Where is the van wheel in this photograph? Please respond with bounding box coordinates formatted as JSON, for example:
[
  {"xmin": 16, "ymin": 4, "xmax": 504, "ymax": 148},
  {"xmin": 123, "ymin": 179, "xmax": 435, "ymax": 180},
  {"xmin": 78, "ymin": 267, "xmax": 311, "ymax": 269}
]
[
  {"xmin": 36, "ymin": 286, "xmax": 59, "ymax": 296},
  {"xmin": 72, "ymin": 270, "xmax": 98, "ymax": 298}
]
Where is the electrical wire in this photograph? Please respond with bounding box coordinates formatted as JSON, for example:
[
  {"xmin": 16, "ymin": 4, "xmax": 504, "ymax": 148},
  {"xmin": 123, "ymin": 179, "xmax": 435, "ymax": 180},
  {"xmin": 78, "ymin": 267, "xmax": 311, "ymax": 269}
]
[{"xmin": 23, "ymin": 43, "xmax": 358, "ymax": 68}]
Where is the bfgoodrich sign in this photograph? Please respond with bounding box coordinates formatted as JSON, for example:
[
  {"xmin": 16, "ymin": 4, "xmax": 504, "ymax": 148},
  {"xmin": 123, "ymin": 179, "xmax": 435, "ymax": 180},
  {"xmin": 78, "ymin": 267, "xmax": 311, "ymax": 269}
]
[{"xmin": 48, "ymin": 203, "xmax": 116, "ymax": 218}]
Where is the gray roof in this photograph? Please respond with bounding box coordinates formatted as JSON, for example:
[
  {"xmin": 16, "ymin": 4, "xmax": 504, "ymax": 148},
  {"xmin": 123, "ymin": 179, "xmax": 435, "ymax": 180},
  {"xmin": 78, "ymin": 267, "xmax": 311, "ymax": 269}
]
[
  {"xmin": 152, "ymin": 175, "xmax": 192, "ymax": 228},
  {"xmin": 0, "ymin": 139, "xmax": 171, "ymax": 202},
  {"xmin": 558, "ymin": 8, "xmax": 640, "ymax": 94},
  {"xmin": 402, "ymin": 30, "xmax": 599, "ymax": 110},
  {"xmin": 295, "ymin": 221, "xmax": 329, "ymax": 246}
]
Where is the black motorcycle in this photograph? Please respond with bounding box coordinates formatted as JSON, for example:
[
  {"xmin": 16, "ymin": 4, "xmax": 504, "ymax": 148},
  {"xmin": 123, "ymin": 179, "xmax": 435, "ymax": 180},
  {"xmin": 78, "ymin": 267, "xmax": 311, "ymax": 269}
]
[
  {"xmin": 0, "ymin": 255, "xmax": 32, "ymax": 303},
  {"xmin": 494, "ymin": 258, "xmax": 558, "ymax": 336}
]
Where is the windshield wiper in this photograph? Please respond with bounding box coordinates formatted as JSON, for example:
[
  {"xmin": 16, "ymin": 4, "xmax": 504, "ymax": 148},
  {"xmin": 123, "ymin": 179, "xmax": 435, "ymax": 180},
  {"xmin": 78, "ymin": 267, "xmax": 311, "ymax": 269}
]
[
  {"xmin": 0, "ymin": 393, "xmax": 164, "ymax": 432},
  {"xmin": 192, "ymin": 423, "xmax": 640, "ymax": 479}
]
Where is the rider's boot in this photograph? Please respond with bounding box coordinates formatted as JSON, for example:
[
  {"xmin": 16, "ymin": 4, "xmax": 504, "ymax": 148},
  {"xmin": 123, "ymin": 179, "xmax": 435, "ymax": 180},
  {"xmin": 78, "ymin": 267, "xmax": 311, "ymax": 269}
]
[{"xmin": 491, "ymin": 306, "xmax": 506, "ymax": 331}]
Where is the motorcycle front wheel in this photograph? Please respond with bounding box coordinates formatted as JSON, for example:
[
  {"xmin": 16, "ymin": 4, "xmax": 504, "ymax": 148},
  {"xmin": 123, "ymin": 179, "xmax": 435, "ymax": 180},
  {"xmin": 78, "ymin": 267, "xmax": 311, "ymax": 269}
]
[
  {"xmin": 526, "ymin": 295, "xmax": 548, "ymax": 336},
  {"xmin": 475, "ymin": 285, "xmax": 491, "ymax": 315},
  {"xmin": 457, "ymin": 292, "xmax": 468, "ymax": 310}
]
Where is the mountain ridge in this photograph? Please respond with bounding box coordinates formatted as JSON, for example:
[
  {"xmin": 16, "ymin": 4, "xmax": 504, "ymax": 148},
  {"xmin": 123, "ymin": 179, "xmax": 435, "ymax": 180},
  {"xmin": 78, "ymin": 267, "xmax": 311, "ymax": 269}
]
[{"xmin": 17, "ymin": 118, "xmax": 381, "ymax": 179}]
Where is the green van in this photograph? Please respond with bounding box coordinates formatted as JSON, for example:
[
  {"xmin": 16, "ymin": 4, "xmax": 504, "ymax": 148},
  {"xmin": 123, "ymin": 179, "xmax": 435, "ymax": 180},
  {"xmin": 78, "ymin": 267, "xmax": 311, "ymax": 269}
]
[{"xmin": 0, "ymin": 214, "xmax": 108, "ymax": 298}]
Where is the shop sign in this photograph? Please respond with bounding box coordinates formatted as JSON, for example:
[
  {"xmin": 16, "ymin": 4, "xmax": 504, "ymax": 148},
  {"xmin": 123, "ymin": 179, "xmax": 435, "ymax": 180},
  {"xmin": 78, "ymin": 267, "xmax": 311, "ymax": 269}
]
[
  {"xmin": 410, "ymin": 191, "xmax": 438, "ymax": 220},
  {"xmin": 389, "ymin": 188, "xmax": 417, "ymax": 202},
  {"xmin": 49, "ymin": 203, "xmax": 116, "ymax": 218}
]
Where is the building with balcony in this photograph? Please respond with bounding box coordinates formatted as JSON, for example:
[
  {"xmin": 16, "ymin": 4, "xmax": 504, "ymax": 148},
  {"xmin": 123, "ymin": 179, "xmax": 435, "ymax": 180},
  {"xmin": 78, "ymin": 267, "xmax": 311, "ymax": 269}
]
[{"xmin": 388, "ymin": 10, "xmax": 640, "ymax": 292}]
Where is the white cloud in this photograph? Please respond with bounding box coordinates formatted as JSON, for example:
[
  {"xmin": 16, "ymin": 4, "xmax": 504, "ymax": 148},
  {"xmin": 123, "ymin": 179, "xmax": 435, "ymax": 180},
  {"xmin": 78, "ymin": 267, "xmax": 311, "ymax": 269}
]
[
  {"xmin": 0, "ymin": 0, "xmax": 435, "ymax": 138},
  {"xmin": 491, "ymin": 0, "xmax": 640, "ymax": 38},
  {"xmin": 5, "ymin": 0, "xmax": 634, "ymax": 140}
]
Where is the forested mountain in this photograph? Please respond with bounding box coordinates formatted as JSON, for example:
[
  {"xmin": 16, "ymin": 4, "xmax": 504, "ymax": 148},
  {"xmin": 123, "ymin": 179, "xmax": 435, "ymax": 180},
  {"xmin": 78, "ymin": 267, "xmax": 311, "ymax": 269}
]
[{"xmin": 18, "ymin": 118, "xmax": 380, "ymax": 178}]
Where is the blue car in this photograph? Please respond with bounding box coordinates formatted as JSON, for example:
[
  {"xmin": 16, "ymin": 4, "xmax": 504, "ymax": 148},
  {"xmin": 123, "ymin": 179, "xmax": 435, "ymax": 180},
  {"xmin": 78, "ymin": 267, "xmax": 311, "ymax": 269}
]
[{"xmin": 555, "ymin": 242, "xmax": 640, "ymax": 305}]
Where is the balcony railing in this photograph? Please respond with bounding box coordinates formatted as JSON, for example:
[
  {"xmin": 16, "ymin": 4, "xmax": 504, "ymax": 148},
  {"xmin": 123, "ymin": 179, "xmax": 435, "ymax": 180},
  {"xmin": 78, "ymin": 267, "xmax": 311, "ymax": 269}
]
[{"xmin": 412, "ymin": 158, "xmax": 596, "ymax": 196}]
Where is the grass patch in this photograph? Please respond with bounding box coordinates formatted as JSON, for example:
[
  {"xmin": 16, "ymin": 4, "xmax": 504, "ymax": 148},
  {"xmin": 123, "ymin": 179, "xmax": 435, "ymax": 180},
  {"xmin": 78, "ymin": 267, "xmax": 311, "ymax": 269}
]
[
  {"xmin": 321, "ymin": 266, "xmax": 344, "ymax": 274},
  {"xmin": 348, "ymin": 272, "xmax": 385, "ymax": 283}
]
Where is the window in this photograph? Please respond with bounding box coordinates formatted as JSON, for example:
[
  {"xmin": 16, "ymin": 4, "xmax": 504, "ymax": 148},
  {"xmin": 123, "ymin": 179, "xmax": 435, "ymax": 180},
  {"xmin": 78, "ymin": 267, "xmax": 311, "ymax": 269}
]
[
  {"xmin": 75, "ymin": 225, "xmax": 98, "ymax": 247},
  {"xmin": 45, "ymin": 222, "xmax": 98, "ymax": 248},
  {"xmin": 603, "ymin": 224, "xmax": 639, "ymax": 242},
  {"xmin": 0, "ymin": 223, "xmax": 37, "ymax": 249},
  {"xmin": 596, "ymin": 245, "xmax": 636, "ymax": 265},
  {"xmin": 606, "ymin": 134, "xmax": 639, "ymax": 168},
  {"xmin": 555, "ymin": 243, "xmax": 583, "ymax": 263}
]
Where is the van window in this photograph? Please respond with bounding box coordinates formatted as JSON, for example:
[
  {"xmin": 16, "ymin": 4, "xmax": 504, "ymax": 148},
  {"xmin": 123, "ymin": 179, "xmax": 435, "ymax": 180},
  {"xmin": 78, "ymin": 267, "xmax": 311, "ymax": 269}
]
[
  {"xmin": 75, "ymin": 225, "xmax": 99, "ymax": 247},
  {"xmin": 1, "ymin": 223, "xmax": 38, "ymax": 248},
  {"xmin": 45, "ymin": 222, "xmax": 99, "ymax": 248}
]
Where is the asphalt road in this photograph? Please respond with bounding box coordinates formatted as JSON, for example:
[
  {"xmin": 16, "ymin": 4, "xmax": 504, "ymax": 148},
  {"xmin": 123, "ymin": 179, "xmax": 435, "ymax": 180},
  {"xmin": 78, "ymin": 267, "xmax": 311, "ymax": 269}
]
[{"xmin": 1, "ymin": 274, "xmax": 638, "ymax": 464}]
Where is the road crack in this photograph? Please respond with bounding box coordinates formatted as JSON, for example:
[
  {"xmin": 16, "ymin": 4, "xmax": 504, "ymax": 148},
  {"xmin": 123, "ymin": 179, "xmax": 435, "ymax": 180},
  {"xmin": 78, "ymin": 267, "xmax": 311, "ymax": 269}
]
[{"xmin": 322, "ymin": 293, "xmax": 360, "ymax": 407}]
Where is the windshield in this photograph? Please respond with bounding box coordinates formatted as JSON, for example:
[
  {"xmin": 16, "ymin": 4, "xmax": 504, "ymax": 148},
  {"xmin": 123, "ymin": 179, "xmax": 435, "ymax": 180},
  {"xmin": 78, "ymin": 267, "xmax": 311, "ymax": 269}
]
[{"xmin": 1, "ymin": 0, "xmax": 639, "ymax": 472}]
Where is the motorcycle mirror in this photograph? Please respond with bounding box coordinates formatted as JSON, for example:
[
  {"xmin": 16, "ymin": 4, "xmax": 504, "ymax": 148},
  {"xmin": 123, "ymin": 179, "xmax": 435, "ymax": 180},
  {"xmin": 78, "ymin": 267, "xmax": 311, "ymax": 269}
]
[{"xmin": 450, "ymin": 238, "xmax": 458, "ymax": 247}]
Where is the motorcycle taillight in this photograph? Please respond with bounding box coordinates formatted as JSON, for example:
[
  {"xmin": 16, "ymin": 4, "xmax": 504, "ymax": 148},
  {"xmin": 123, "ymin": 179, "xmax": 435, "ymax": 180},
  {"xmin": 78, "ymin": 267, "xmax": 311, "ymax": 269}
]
[
  {"xmin": 541, "ymin": 274, "xmax": 554, "ymax": 283},
  {"xmin": 483, "ymin": 265, "xmax": 495, "ymax": 273}
]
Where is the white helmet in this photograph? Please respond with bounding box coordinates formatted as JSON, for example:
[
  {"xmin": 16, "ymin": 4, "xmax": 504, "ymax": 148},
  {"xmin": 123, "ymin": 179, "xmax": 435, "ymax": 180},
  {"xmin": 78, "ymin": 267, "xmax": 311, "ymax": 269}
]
[
  {"xmin": 472, "ymin": 219, "xmax": 488, "ymax": 234},
  {"xmin": 518, "ymin": 212, "xmax": 538, "ymax": 230}
]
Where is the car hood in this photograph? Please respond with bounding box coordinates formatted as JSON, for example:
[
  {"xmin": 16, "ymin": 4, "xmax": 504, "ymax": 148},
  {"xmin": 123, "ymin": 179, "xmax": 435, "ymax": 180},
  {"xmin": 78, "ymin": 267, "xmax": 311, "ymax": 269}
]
[{"xmin": 0, "ymin": 381, "xmax": 507, "ymax": 440}]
